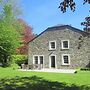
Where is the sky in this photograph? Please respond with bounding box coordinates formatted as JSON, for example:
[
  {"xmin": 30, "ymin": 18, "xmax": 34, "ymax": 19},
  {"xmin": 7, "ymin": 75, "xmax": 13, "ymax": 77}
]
[{"xmin": 21, "ymin": 0, "xmax": 90, "ymax": 34}]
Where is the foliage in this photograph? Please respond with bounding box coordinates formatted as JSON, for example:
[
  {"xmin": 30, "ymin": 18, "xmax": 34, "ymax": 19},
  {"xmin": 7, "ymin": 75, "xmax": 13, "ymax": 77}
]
[
  {"xmin": 10, "ymin": 55, "xmax": 28, "ymax": 66},
  {"xmin": 59, "ymin": 0, "xmax": 90, "ymax": 13},
  {"xmin": 0, "ymin": 0, "xmax": 23, "ymax": 66},
  {"xmin": 80, "ymin": 68, "xmax": 90, "ymax": 71},
  {"xmin": 17, "ymin": 19, "xmax": 35, "ymax": 54},
  {"xmin": 10, "ymin": 63, "xmax": 20, "ymax": 70},
  {"xmin": 81, "ymin": 16, "xmax": 90, "ymax": 33},
  {"xmin": 18, "ymin": 19, "xmax": 34, "ymax": 43},
  {"xmin": 59, "ymin": 0, "xmax": 76, "ymax": 13}
]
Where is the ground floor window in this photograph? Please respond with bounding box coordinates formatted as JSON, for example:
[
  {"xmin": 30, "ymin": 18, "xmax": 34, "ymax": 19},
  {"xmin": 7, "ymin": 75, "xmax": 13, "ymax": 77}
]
[
  {"xmin": 33, "ymin": 55, "xmax": 44, "ymax": 64},
  {"xmin": 40, "ymin": 56, "xmax": 43, "ymax": 64},
  {"xmin": 34, "ymin": 56, "xmax": 38, "ymax": 64},
  {"xmin": 62, "ymin": 54, "xmax": 70, "ymax": 65}
]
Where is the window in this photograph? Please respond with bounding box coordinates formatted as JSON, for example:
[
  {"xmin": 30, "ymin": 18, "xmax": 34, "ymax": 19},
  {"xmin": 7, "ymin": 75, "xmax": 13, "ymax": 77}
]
[
  {"xmin": 62, "ymin": 54, "xmax": 70, "ymax": 65},
  {"xmin": 63, "ymin": 56, "xmax": 69, "ymax": 63},
  {"xmin": 34, "ymin": 56, "xmax": 38, "ymax": 64},
  {"xmin": 33, "ymin": 55, "xmax": 44, "ymax": 64},
  {"xmin": 49, "ymin": 41, "xmax": 56, "ymax": 50},
  {"xmin": 61, "ymin": 40, "xmax": 69, "ymax": 49},
  {"xmin": 40, "ymin": 56, "xmax": 43, "ymax": 64}
]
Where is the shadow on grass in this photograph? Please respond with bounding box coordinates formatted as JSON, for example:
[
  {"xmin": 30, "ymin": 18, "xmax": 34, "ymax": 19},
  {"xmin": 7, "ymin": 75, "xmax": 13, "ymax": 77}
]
[{"xmin": 0, "ymin": 76, "xmax": 90, "ymax": 90}]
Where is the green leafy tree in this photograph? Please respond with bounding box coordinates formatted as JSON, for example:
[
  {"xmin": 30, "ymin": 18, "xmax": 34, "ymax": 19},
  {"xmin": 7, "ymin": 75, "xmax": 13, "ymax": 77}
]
[{"xmin": 0, "ymin": 0, "xmax": 23, "ymax": 66}]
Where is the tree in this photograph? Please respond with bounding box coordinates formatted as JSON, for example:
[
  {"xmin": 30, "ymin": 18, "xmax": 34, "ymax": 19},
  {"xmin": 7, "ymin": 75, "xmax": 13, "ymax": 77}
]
[
  {"xmin": 81, "ymin": 16, "xmax": 90, "ymax": 33},
  {"xmin": 17, "ymin": 19, "xmax": 35, "ymax": 55},
  {"xmin": 59, "ymin": 0, "xmax": 90, "ymax": 13},
  {"xmin": 0, "ymin": 0, "xmax": 23, "ymax": 66},
  {"xmin": 59, "ymin": 0, "xmax": 90, "ymax": 32}
]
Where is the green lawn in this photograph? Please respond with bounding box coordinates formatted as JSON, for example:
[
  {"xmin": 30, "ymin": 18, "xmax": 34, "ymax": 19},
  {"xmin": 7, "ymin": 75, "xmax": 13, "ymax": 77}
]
[{"xmin": 0, "ymin": 67, "xmax": 90, "ymax": 90}]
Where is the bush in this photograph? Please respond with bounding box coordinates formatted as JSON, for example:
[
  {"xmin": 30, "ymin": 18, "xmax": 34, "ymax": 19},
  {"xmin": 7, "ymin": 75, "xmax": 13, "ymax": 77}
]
[
  {"xmin": 11, "ymin": 63, "xmax": 20, "ymax": 70},
  {"xmin": 10, "ymin": 55, "xmax": 28, "ymax": 67},
  {"xmin": 80, "ymin": 68, "xmax": 90, "ymax": 71}
]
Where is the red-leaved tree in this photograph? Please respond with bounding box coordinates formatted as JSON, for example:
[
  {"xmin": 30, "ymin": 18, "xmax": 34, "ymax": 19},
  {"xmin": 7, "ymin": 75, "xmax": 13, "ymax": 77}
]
[{"xmin": 17, "ymin": 19, "xmax": 35, "ymax": 54}]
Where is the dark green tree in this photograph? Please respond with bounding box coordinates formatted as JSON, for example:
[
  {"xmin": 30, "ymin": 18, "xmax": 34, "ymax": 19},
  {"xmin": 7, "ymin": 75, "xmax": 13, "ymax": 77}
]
[
  {"xmin": 59, "ymin": 0, "xmax": 90, "ymax": 33},
  {"xmin": 81, "ymin": 16, "xmax": 90, "ymax": 33}
]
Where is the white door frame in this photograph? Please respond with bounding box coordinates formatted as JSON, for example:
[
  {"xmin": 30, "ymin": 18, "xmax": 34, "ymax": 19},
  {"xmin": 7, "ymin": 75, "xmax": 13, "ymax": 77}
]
[{"xmin": 49, "ymin": 55, "xmax": 57, "ymax": 68}]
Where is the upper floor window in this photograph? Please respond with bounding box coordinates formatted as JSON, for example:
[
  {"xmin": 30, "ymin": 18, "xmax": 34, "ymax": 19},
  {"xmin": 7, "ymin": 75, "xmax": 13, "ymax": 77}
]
[
  {"xmin": 62, "ymin": 54, "xmax": 70, "ymax": 65},
  {"xmin": 61, "ymin": 40, "xmax": 69, "ymax": 49},
  {"xmin": 49, "ymin": 41, "xmax": 56, "ymax": 50}
]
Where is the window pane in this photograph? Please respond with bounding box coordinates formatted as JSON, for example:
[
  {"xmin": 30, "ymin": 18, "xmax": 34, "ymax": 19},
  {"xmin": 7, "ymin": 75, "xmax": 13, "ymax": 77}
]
[
  {"xmin": 40, "ymin": 56, "xmax": 43, "ymax": 64},
  {"xmin": 34, "ymin": 56, "xmax": 38, "ymax": 64},
  {"xmin": 64, "ymin": 56, "xmax": 69, "ymax": 63},
  {"xmin": 63, "ymin": 41, "xmax": 68, "ymax": 48},
  {"xmin": 51, "ymin": 42, "xmax": 55, "ymax": 48}
]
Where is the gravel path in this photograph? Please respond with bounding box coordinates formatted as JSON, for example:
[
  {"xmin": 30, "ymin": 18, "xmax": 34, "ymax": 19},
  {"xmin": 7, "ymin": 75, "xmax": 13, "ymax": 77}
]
[{"xmin": 19, "ymin": 68, "xmax": 76, "ymax": 73}]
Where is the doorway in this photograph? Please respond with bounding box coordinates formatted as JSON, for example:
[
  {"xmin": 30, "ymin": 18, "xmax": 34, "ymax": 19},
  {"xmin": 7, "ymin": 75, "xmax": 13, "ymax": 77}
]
[{"xmin": 50, "ymin": 55, "xmax": 56, "ymax": 68}]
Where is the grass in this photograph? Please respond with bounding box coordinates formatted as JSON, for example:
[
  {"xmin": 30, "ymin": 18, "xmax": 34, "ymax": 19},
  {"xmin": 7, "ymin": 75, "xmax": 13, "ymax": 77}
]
[{"xmin": 0, "ymin": 67, "xmax": 90, "ymax": 90}]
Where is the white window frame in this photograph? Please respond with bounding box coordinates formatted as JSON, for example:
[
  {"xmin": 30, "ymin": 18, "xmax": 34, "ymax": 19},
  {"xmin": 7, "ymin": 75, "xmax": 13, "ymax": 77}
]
[
  {"xmin": 61, "ymin": 40, "xmax": 69, "ymax": 49},
  {"xmin": 62, "ymin": 54, "xmax": 70, "ymax": 65},
  {"xmin": 49, "ymin": 41, "xmax": 56, "ymax": 50},
  {"xmin": 49, "ymin": 54, "xmax": 57, "ymax": 68},
  {"xmin": 33, "ymin": 55, "xmax": 44, "ymax": 64}
]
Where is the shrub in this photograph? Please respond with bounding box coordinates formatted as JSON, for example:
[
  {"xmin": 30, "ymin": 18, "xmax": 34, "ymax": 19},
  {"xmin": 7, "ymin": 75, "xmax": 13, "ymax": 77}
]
[
  {"xmin": 10, "ymin": 55, "xmax": 28, "ymax": 67},
  {"xmin": 11, "ymin": 63, "xmax": 20, "ymax": 70},
  {"xmin": 80, "ymin": 68, "xmax": 90, "ymax": 71}
]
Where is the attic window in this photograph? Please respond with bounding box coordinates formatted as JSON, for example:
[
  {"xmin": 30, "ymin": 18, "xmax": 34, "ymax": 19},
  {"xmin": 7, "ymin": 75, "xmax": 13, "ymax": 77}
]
[
  {"xmin": 49, "ymin": 41, "xmax": 56, "ymax": 50},
  {"xmin": 61, "ymin": 40, "xmax": 69, "ymax": 49}
]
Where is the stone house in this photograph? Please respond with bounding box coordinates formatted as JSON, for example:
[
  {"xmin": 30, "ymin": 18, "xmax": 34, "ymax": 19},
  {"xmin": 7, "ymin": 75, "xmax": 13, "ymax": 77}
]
[{"xmin": 28, "ymin": 25, "xmax": 90, "ymax": 69}]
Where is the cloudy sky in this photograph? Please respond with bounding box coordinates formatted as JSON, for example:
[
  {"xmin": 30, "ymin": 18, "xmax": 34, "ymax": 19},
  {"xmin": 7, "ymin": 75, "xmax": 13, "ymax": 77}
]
[{"xmin": 21, "ymin": 0, "xmax": 90, "ymax": 34}]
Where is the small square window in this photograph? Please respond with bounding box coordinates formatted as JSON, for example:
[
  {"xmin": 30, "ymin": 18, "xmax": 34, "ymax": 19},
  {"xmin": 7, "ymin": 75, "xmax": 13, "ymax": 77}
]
[
  {"xmin": 63, "ymin": 41, "xmax": 68, "ymax": 48},
  {"xmin": 61, "ymin": 40, "xmax": 69, "ymax": 49},
  {"xmin": 62, "ymin": 54, "xmax": 70, "ymax": 65},
  {"xmin": 49, "ymin": 41, "xmax": 56, "ymax": 50},
  {"xmin": 51, "ymin": 42, "xmax": 55, "ymax": 48}
]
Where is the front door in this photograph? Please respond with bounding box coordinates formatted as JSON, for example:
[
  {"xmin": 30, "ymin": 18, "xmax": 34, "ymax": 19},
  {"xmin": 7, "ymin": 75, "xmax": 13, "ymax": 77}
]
[{"xmin": 50, "ymin": 56, "xmax": 55, "ymax": 68}]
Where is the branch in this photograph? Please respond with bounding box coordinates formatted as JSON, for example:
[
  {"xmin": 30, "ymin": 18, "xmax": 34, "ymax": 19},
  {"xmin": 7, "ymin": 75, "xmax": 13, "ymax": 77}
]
[{"xmin": 0, "ymin": 46, "xmax": 7, "ymax": 52}]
